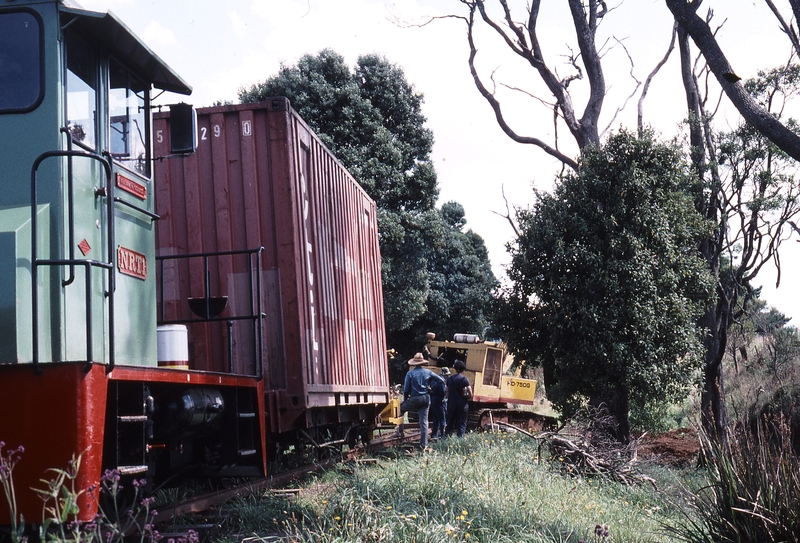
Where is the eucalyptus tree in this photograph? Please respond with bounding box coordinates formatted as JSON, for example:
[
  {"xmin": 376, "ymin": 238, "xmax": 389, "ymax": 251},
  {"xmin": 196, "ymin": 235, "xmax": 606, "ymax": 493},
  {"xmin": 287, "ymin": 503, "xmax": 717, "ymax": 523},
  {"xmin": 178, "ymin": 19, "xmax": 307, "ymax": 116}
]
[{"xmin": 453, "ymin": 0, "xmax": 800, "ymax": 441}]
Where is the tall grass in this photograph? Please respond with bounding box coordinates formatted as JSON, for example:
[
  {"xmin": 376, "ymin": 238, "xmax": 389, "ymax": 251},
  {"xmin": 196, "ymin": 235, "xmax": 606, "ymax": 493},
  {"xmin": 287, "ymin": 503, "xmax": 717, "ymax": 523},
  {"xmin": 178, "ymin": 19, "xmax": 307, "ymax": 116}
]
[
  {"xmin": 666, "ymin": 419, "xmax": 800, "ymax": 543},
  {"xmin": 221, "ymin": 433, "xmax": 690, "ymax": 543}
]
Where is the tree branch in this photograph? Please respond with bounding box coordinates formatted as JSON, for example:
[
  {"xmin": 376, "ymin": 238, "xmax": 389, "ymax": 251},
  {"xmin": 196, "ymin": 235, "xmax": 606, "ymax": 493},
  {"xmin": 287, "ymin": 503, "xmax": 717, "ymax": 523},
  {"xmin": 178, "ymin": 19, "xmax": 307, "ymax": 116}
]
[
  {"xmin": 464, "ymin": 2, "xmax": 579, "ymax": 169},
  {"xmin": 667, "ymin": 0, "xmax": 800, "ymax": 162},
  {"xmin": 764, "ymin": 0, "xmax": 800, "ymax": 57},
  {"xmin": 567, "ymin": 0, "xmax": 605, "ymax": 147},
  {"xmin": 602, "ymin": 37, "xmax": 641, "ymax": 138},
  {"xmin": 638, "ymin": 23, "xmax": 677, "ymax": 134}
]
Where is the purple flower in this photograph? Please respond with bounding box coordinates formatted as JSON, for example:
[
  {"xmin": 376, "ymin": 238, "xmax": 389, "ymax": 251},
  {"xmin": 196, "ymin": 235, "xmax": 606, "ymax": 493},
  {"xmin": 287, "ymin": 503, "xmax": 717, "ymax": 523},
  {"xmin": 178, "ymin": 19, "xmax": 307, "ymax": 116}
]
[{"xmin": 101, "ymin": 469, "xmax": 121, "ymax": 484}]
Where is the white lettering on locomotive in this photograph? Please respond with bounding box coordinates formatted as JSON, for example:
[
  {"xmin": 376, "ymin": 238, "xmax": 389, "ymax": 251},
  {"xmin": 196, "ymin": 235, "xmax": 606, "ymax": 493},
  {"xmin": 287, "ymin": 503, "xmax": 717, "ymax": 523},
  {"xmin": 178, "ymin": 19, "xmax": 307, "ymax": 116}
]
[{"xmin": 117, "ymin": 246, "xmax": 147, "ymax": 280}]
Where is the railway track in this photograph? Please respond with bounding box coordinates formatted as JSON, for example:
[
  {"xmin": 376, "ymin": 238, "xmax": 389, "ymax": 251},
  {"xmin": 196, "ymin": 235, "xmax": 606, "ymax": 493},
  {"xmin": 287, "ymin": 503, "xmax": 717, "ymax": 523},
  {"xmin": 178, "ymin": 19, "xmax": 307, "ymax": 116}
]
[
  {"xmin": 150, "ymin": 427, "xmax": 416, "ymax": 529},
  {"xmin": 148, "ymin": 414, "xmax": 549, "ymax": 536}
]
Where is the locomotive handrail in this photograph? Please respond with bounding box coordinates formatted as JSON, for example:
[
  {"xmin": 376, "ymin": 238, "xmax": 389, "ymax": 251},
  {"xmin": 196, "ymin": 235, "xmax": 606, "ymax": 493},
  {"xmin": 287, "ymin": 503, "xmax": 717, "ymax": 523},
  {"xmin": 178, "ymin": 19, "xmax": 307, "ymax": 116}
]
[
  {"xmin": 156, "ymin": 247, "xmax": 264, "ymax": 379},
  {"xmin": 31, "ymin": 149, "xmax": 115, "ymax": 374},
  {"xmin": 112, "ymin": 195, "xmax": 160, "ymax": 221}
]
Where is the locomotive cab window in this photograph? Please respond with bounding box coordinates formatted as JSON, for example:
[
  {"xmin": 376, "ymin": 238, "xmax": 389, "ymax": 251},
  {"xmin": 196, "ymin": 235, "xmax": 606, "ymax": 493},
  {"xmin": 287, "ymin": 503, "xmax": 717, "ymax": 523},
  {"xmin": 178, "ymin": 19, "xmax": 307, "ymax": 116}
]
[
  {"xmin": 0, "ymin": 10, "xmax": 43, "ymax": 113},
  {"xmin": 66, "ymin": 31, "xmax": 98, "ymax": 149},
  {"xmin": 110, "ymin": 60, "xmax": 149, "ymax": 176}
]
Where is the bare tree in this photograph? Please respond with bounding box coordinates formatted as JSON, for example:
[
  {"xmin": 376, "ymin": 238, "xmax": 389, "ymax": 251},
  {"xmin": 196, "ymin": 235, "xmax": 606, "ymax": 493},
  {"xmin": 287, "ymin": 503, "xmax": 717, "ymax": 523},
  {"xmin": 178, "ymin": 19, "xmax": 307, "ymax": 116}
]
[
  {"xmin": 460, "ymin": 0, "xmax": 611, "ymax": 169},
  {"xmin": 666, "ymin": 0, "xmax": 800, "ymax": 441},
  {"xmin": 458, "ymin": 0, "xmax": 800, "ymax": 443}
]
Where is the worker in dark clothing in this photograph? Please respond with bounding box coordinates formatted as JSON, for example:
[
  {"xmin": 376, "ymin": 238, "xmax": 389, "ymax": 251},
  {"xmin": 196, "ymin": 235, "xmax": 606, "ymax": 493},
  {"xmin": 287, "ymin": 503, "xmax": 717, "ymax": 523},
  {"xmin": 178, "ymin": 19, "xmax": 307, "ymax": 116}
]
[
  {"xmin": 445, "ymin": 360, "xmax": 472, "ymax": 438},
  {"xmin": 422, "ymin": 332, "xmax": 445, "ymax": 364},
  {"xmin": 429, "ymin": 367, "xmax": 449, "ymax": 440},
  {"xmin": 399, "ymin": 353, "xmax": 446, "ymax": 449}
]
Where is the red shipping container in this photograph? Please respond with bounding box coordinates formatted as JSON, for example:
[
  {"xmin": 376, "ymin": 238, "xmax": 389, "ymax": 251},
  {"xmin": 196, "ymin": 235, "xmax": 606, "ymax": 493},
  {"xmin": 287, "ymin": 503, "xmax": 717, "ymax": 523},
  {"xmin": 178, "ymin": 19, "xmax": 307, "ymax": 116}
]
[{"xmin": 153, "ymin": 99, "xmax": 389, "ymax": 432}]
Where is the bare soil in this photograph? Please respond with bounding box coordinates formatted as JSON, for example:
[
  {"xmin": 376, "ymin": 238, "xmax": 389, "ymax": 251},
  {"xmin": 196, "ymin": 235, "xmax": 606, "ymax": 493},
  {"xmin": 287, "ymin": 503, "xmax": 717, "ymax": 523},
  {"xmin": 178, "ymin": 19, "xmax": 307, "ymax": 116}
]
[{"xmin": 637, "ymin": 428, "xmax": 700, "ymax": 467}]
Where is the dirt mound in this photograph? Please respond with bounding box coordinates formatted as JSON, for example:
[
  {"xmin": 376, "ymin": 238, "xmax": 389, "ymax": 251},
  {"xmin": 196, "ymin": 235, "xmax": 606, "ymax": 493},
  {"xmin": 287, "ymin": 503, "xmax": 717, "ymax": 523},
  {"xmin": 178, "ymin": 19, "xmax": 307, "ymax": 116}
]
[{"xmin": 637, "ymin": 428, "xmax": 699, "ymax": 467}]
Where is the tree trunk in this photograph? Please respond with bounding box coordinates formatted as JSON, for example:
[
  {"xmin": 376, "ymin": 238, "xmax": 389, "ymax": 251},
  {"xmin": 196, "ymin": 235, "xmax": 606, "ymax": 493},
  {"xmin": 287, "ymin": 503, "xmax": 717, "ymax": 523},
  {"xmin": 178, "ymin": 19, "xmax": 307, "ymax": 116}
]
[
  {"xmin": 699, "ymin": 303, "xmax": 728, "ymax": 444},
  {"xmin": 611, "ymin": 390, "xmax": 631, "ymax": 444},
  {"xmin": 676, "ymin": 10, "xmax": 729, "ymax": 445}
]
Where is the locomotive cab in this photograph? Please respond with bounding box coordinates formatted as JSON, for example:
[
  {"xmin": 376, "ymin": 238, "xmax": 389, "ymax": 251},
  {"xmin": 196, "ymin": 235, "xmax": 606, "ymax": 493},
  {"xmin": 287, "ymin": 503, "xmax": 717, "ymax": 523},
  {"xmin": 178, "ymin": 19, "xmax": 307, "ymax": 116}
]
[
  {"xmin": 0, "ymin": 0, "xmax": 387, "ymax": 527},
  {"xmin": 0, "ymin": 0, "xmax": 193, "ymax": 368},
  {"xmin": 0, "ymin": 0, "xmax": 215, "ymax": 524}
]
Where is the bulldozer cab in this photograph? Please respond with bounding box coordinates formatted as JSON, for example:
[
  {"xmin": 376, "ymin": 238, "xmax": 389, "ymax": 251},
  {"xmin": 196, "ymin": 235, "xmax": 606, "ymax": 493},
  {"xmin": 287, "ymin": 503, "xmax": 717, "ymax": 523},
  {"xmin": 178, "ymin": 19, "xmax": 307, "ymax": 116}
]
[{"xmin": 426, "ymin": 335, "xmax": 537, "ymax": 406}]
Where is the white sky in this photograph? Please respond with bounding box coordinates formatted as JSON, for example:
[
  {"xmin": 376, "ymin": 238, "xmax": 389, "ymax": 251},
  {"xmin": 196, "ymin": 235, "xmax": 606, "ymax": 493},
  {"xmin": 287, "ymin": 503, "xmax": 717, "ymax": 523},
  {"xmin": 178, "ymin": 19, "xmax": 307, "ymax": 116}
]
[{"xmin": 80, "ymin": 0, "xmax": 800, "ymax": 322}]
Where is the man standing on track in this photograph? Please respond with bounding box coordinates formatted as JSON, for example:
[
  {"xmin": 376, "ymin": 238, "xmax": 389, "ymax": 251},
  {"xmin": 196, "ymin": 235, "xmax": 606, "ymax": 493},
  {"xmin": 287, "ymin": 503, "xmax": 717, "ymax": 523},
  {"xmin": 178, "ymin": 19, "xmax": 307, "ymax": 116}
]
[{"xmin": 400, "ymin": 353, "xmax": 446, "ymax": 450}]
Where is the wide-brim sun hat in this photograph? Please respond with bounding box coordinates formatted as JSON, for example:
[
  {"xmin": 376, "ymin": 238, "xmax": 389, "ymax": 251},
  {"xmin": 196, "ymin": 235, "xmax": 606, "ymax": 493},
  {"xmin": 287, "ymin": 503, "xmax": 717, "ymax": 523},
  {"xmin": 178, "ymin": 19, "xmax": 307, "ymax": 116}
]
[
  {"xmin": 440, "ymin": 367, "xmax": 451, "ymax": 376},
  {"xmin": 408, "ymin": 352, "xmax": 427, "ymax": 366}
]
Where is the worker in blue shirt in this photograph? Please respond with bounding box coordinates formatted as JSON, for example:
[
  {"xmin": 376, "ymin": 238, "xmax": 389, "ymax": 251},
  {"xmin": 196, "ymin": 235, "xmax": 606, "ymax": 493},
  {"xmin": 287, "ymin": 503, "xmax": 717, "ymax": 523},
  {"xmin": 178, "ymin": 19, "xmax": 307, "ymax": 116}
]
[{"xmin": 399, "ymin": 352, "xmax": 446, "ymax": 450}]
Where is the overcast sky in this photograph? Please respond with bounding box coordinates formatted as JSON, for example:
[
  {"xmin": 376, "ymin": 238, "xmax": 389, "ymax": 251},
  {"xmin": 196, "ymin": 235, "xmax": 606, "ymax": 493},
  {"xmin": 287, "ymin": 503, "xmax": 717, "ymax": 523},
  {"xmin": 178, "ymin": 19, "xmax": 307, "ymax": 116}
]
[{"xmin": 81, "ymin": 0, "xmax": 800, "ymax": 322}]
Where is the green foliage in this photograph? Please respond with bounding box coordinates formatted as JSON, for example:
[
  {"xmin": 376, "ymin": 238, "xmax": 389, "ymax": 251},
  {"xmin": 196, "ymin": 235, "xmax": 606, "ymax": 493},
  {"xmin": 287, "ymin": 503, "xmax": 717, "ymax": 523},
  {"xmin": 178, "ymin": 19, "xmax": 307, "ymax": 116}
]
[
  {"xmin": 382, "ymin": 205, "xmax": 497, "ymax": 379},
  {"xmin": 239, "ymin": 49, "xmax": 436, "ymax": 212},
  {"xmin": 724, "ymin": 292, "xmax": 800, "ymax": 418},
  {"xmin": 34, "ymin": 462, "xmax": 162, "ymax": 543},
  {"xmin": 0, "ymin": 448, "xmax": 163, "ymax": 543},
  {"xmin": 493, "ymin": 131, "xmax": 716, "ymax": 440},
  {"xmin": 240, "ymin": 50, "xmax": 496, "ymax": 353},
  {"xmin": 399, "ymin": 203, "xmax": 497, "ymax": 343},
  {"xmin": 630, "ymin": 398, "xmax": 693, "ymax": 435}
]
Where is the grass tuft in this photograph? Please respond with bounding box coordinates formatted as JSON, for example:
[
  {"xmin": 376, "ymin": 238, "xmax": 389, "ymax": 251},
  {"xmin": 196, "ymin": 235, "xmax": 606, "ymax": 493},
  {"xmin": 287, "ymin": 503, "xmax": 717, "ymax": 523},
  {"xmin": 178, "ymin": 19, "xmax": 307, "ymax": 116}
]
[
  {"xmin": 222, "ymin": 432, "xmax": 691, "ymax": 543},
  {"xmin": 665, "ymin": 417, "xmax": 800, "ymax": 543}
]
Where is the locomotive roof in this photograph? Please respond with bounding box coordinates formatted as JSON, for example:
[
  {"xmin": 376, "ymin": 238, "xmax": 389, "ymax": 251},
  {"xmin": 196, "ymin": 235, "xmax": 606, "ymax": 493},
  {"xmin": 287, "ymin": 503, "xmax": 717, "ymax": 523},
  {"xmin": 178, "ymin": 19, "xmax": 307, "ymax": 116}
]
[{"xmin": 59, "ymin": 0, "xmax": 192, "ymax": 95}]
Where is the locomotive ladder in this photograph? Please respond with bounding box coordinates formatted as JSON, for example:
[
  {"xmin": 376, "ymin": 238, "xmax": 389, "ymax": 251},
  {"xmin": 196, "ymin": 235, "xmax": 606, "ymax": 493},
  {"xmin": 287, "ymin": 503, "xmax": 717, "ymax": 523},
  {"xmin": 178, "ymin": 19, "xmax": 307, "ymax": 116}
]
[
  {"xmin": 215, "ymin": 387, "xmax": 262, "ymax": 478},
  {"xmin": 109, "ymin": 381, "xmax": 150, "ymax": 476}
]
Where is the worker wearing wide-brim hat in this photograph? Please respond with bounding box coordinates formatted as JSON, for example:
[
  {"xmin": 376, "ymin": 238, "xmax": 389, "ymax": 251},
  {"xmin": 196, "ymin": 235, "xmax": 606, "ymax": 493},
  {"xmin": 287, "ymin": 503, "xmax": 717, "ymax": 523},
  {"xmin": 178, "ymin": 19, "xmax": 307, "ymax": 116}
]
[{"xmin": 398, "ymin": 353, "xmax": 445, "ymax": 450}]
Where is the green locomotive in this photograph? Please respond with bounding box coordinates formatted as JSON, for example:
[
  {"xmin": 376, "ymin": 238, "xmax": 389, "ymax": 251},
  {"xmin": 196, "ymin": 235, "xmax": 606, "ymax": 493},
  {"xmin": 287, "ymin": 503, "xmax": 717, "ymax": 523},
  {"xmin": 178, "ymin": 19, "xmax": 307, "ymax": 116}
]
[{"xmin": 0, "ymin": 0, "xmax": 192, "ymax": 368}]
